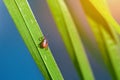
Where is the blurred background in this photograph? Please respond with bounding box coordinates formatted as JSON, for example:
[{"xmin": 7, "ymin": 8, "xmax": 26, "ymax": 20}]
[{"xmin": 0, "ymin": 0, "xmax": 120, "ymax": 80}]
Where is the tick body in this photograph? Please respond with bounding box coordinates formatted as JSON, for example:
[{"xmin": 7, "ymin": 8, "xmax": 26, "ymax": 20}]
[{"xmin": 40, "ymin": 37, "xmax": 48, "ymax": 48}]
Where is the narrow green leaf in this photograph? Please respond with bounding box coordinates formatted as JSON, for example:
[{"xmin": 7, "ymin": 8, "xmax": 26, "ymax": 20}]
[
  {"xmin": 101, "ymin": 25, "xmax": 120, "ymax": 80},
  {"xmin": 3, "ymin": 0, "xmax": 63, "ymax": 80},
  {"xmin": 80, "ymin": 0, "xmax": 120, "ymax": 79},
  {"xmin": 89, "ymin": 0, "xmax": 120, "ymax": 34},
  {"xmin": 46, "ymin": 0, "xmax": 95, "ymax": 80},
  {"xmin": 64, "ymin": 0, "xmax": 102, "ymax": 62}
]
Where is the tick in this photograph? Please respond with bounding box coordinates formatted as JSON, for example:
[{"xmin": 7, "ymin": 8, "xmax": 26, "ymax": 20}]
[{"xmin": 39, "ymin": 37, "xmax": 48, "ymax": 49}]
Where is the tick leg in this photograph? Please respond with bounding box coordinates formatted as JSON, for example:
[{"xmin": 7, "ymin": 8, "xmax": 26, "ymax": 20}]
[{"xmin": 39, "ymin": 36, "xmax": 44, "ymax": 41}]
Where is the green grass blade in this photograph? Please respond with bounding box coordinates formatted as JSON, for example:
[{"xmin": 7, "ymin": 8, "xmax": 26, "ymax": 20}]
[
  {"xmin": 46, "ymin": 0, "xmax": 94, "ymax": 80},
  {"xmin": 80, "ymin": 0, "xmax": 120, "ymax": 79},
  {"xmin": 89, "ymin": 0, "xmax": 120, "ymax": 34},
  {"xmin": 64, "ymin": 0, "xmax": 101, "ymax": 62},
  {"xmin": 101, "ymin": 25, "xmax": 120, "ymax": 80},
  {"xmin": 3, "ymin": 0, "xmax": 63, "ymax": 80}
]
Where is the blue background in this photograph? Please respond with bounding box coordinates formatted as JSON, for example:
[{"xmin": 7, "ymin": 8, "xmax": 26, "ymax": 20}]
[{"xmin": 0, "ymin": 0, "xmax": 112, "ymax": 80}]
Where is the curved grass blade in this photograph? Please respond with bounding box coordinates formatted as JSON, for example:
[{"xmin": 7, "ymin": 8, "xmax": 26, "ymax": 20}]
[
  {"xmin": 3, "ymin": 0, "xmax": 63, "ymax": 80},
  {"xmin": 89, "ymin": 0, "xmax": 120, "ymax": 34},
  {"xmin": 46, "ymin": 0, "xmax": 95, "ymax": 80},
  {"xmin": 80, "ymin": 0, "xmax": 120, "ymax": 79}
]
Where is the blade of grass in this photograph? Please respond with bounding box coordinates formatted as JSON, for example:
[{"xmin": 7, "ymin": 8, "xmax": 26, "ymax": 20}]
[
  {"xmin": 64, "ymin": 0, "xmax": 102, "ymax": 63},
  {"xmin": 3, "ymin": 0, "xmax": 63, "ymax": 80},
  {"xmin": 46, "ymin": 0, "xmax": 94, "ymax": 80},
  {"xmin": 80, "ymin": 0, "xmax": 120, "ymax": 79},
  {"xmin": 89, "ymin": 0, "xmax": 120, "ymax": 34},
  {"xmin": 100, "ymin": 24, "xmax": 120, "ymax": 80}
]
